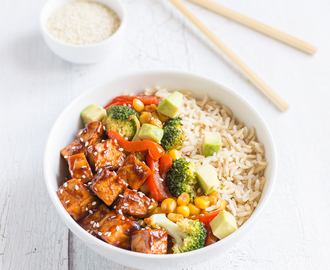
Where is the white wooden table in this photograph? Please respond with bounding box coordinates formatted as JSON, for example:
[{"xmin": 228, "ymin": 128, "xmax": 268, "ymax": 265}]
[{"xmin": 1, "ymin": 0, "xmax": 329, "ymax": 269}]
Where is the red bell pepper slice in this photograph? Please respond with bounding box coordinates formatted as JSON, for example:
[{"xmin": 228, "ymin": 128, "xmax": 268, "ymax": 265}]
[
  {"xmin": 107, "ymin": 131, "xmax": 164, "ymax": 160},
  {"xmin": 112, "ymin": 95, "xmax": 159, "ymax": 105},
  {"xmin": 204, "ymin": 225, "xmax": 219, "ymax": 246},
  {"xmin": 146, "ymin": 153, "xmax": 172, "ymax": 202},
  {"xmin": 159, "ymin": 154, "xmax": 172, "ymax": 180},
  {"xmin": 104, "ymin": 101, "xmax": 133, "ymax": 111},
  {"xmin": 189, "ymin": 209, "xmax": 223, "ymax": 226}
]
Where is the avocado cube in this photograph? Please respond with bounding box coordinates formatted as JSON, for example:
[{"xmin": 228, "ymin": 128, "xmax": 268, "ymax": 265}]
[
  {"xmin": 210, "ymin": 210, "xmax": 237, "ymax": 240},
  {"xmin": 202, "ymin": 132, "xmax": 222, "ymax": 157},
  {"xmin": 196, "ymin": 165, "xmax": 220, "ymax": 195},
  {"xmin": 81, "ymin": 105, "xmax": 106, "ymax": 126},
  {"xmin": 139, "ymin": 124, "xmax": 164, "ymax": 143},
  {"xmin": 156, "ymin": 91, "xmax": 183, "ymax": 118}
]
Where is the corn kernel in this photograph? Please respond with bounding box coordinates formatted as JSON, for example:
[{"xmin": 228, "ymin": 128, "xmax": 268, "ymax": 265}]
[
  {"xmin": 187, "ymin": 203, "xmax": 201, "ymax": 215},
  {"xmin": 147, "ymin": 201, "xmax": 158, "ymax": 214},
  {"xmin": 151, "ymin": 112, "xmax": 160, "ymax": 120},
  {"xmin": 168, "ymin": 149, "xmax": 180, "ymax": 161},
  {"xmin": 139, "ymin": 112, "xmax": 152, "ymax": 124},
  {"xmin": 151, "ymin": 207, "xmax": 163, "ymax": 215},
  {"xmin": 144, "ymin": 104, "xmax": 157, "ymax": 112},
  {"xmin": 176, "ymin": 206, "xmax": 190, "ymax": 217},
  {"xmin": 133, "ymin": 99, "xmax": 144, "ymax": 112},
  {"xmin": 194, "ymin": 196, "xmax": 210, "ymax": 209},
  {"xmin": 167, "ymin": 213, "xmax": 184, "ymax": 223},
  {"xmin": 149, "ymin": 118, "xmax": 163, "ymax": 129},
  {"xmin": 208, "ymin": 196, "xmax": 217, "ymax": 206},
  {"xmin": 177, "ymin": 192, "xmax": 190, "ymax": 206},
  {"xmin": 219, "ymin": 200, "xmax": 228, "ymax": 210},
  {"xmin": 157, "ymin": 112, "xmax": 169, "ymax": 122},
  {"xmin": 209, "ymin": 191, "xmax": 218, "ymax": 198},
  {"xmin": 161, "ymin": 198, "xmax": 177, "ymax": 213},
  {"xmin": 139, "ymin": 181, "xmax": 149, "ymax": 194}
]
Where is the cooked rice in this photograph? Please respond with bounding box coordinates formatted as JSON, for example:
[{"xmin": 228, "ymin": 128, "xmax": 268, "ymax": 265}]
[{"xmin": 144, "ymin": 87, "xmax": 268, "ymax": 227}]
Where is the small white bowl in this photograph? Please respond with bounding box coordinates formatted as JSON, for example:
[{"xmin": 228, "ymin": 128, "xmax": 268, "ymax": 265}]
[
  {"xmin": 40, "ymin": 0, "xmax": 127, "ymax": 64},
  {"xmin": 44, "ymin": 70, "xmax": 277, "ymax": 269}
]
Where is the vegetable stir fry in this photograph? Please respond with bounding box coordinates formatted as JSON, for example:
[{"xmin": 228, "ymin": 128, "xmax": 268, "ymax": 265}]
[{"xmin": 57, "ymin": 92, "xmax": 238, "ymax": 254}]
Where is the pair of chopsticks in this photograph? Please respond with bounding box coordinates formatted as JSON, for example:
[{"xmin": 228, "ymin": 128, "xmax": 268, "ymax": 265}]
[{"xmin": 168, "ymin": 0, "xmax": 317, "ymax": 111}]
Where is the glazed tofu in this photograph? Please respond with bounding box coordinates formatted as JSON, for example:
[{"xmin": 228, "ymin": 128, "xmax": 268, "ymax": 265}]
[
  {"xmin": 77, "ymin": 121, "xmax": 105, "ymax": 147},
  {"xmin": 78, "ymin": 204, "xmax": 112, "ymax": 235},
  {"xmin": 90, "ymin": 169, "xmax": 128, "ymax": 206},
  {"xmin": 67, "ymin": 153, "xmax": 93, "ymax": 183},
  {"xmin": 87, "ymin": 139, "xmax": 125, "ymax": 172},
  {"xmin": 60, "ymin": 139, "xmax": 86, "ymax": 159},
  {"xmin": 93, "ymin": 213, "xmax": 140, "ymax": 249},
  {"xmin": 56, "ymin": 178, "xmax": 101, "ymax": 221},
  {"xmin": 117, "ymin": 155, "xmax": 151, "ymax": 190},
  {"xmin": 131, "ymin": 229, "xmax": 167, "ymax": 254},
  {"xmin": 115, "ymin": 189, "xmax": 150, "ymax": 217}
]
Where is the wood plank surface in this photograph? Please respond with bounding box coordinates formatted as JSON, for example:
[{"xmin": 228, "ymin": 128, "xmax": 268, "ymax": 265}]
[{"xmin": 1, "ymin": 0, "xmax": 329, "ymax": 269}]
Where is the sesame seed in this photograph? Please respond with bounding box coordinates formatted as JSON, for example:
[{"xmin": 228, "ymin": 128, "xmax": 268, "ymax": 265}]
[
  {"xmin": 94, "ymin": 188, "xmax": 98, "ymax": 191},
  {"xmin": 113, "ymin": 205, "xmax": 117, "ymax": 209},
  {"xmin": 94, "ymin": 152, "xmax": 97, "ymax": 155},
  {"xmin": 93, "ymin": 223, "xmax": 97, "ymax": 228},
  {"xmin": 98, "ymin": 169, "xmax": 103, "ymax": 173},
  {"xmin": 106, "ymin": 162, "xmax": 111, "ymax": 165},
  {"xmin": 60, "ymin": 189, "xmax": 63, "ymax": 194},
  {"xmin": 123, "ymin": 203, "xmax": 129, "ymax": 206},
  {"xmin": 92, "ymin": 201, "xmax": 97, "ymax": 206},
  {"xmin": 119, "ymin": 194, "xmax": 123, "ymax": 198},
  {"xmin": 81, "ymin": 166, "xmax": 87, "ymax": 168},
  {"xmin": 65, "ymin": 200, "xmax": 70, "ymax": 203},
  {"xmin": 114, "ymin": 139, "xmax": 117, "ymax": 143},
  {"xmin": 159, "ymin": 178, "xmax": 163, "ymax": 182},
  {"xmin": 79, "ymin": 130, "xmax": 83, "ymax": 135},
  {"xmin": 72, "ymin": 146, "xmax": 76, "ymax": 150},
  {"xmin": 80, "ymin": 138, "xmax": 84, "ymax": 142},
  {"xmin": 116, "ymin": 226, "xmax": 119, "ymax": 230},
  {"xmin": 148, "ymin": 205, "xmax": 153, "ymax": 209},
  {"xmin": 103, "ymin": 126, "xmax": 106, "ymax": 130},
  {"xmin": 155, "ymin": 168, "xmax": 159, "ymax": 172},
  {"xmin": 119, "ymin": 148, "xmax": 124, "ymax": 151},
  {"xmin": 96, "ymin": 223, "xmax": 100, "ymax": 227},
  {"xmin": 89, "ymin": 210, "xmax": 93, "ymax": 214},
  {"xmin": 64, "ymin": 182, "xmax": 68, "ymax": 187},
  {"xmin": 138, "ymin": 201, "xmax": 142, "ymax": 205},
  {"xmin": 118, "ymin": 209, "xmax": 123, "ymax": 214},
  {"xmin": 98, "ymin": 232, "xmax": 102, "ymax": 236},
  {"xmin": 90, "ymin": 221, "xmax": 95, "ymax": 224},
  {"xmin": 75, "ymin": 185, "xmax": 79, "ymax": 190},
  {"xmin": 86, "ymin": 207, "xmax": 88, "ymax": 211},
  {"xmin": 64, "ymin": 156, "xmax": 68, "ymax": 159},
  {"xmin": 85, "ymin": 142, "xmax": 89, "ymax": 147},
  {"xmin": 108, "ymin": 232, "xmax": 111, "ymax": 236},
  {"xmin": 101, "ymin": 140, "xmax": 105, "ymax": 142},
  {"xmin": 82, "ymin": 175, "xmax": 86, "ymax": 178},
  {"xmin": 138, "ymin": 192, "xmax": 144, "ymax": 197},
  {"xmin": 121, "ymin": 216, "xmax": 125, "ymax": 220}
]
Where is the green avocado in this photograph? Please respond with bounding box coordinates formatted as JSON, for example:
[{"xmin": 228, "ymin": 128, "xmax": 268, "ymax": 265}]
[
  {"xmin": 210, "ymin": 210, "xmax": 238, "ymax": 240},
  {"xmin": 157, "ymin": 91, "xmax": 183, "ymax": 118},
  {"xmin": 195, "ymin": 164, "xmax": 220, "ymax": 195},
  {"xmin": 202, "ymin": 132, "xmax": 222, "ymax": 157},
  {"xmin": 139, "ymin": 124, "xmax": 164, "ymax": 143},
  {"xmin": 80, "ymin": 105, "xmax": 106, "ymax": 126}
]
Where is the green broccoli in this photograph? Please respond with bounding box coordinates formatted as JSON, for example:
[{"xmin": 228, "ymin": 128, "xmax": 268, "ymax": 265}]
[
  {"xmin": 161, "ymin": 117, "xmax": 183, "ymax": 152},
  {"xmin": 145, "ymin": 214, "xmax": 207, "ymax": 253},
  {"xmin": 102, "ymin": 105, "xmax": 139, "ymax": 140},
  {"xmin": 165, "ymin": 158, "xmax": 196, "ymax": 201}
]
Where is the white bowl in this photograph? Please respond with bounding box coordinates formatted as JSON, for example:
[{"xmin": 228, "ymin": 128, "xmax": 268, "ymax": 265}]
[
  {"xmin": 44, "ymin": 70, "xmax": 277, "ymax": 269},
  {"xmin": 40, "ymin": 0, "xmax": 127, "ymax": 64}
]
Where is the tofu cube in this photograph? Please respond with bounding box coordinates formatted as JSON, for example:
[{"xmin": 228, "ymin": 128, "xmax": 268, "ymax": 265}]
[
  {"xmin": 67, "ymin": 153, "xmax": 93, "ymax": 183},
  {"xmin": 77, "ymin": 204, "xmax": 112, "ymax": 235},
  {"xmin": 93, "ymin": 213, "xmax": 140, "ymax": 249},
  {"xmin": 77, "ymin": 121, "xmax": 105, "ymax": 147},
  {"xmin": 116, "ymin": 189, "xmax": 151, "ymax": 217},
  {"xmin": 60, "ymin": 139, "xmax": 86, "ymax": 159},
  {"xmin": 117, "ymin": 155, "xmax": 151, "ymax": 190},
  {"xmin": 91, "ymin": 169, "xmax": 128, "ymax": 206},
  {"xmin": 56, "ymin": 178, "xmax": 101, "ymax": 221},
  {"xmin": 87, "ymin": 140, "xmax": 125, "ymax": 172},
  {"xmin": 131, "ymin": 229, "xmax": 167, "ymax": 254}
]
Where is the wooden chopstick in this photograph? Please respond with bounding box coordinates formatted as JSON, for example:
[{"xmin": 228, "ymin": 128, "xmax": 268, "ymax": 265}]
[
  {"xmin": 168, "ymin": 0, "xmax": 289, "ymax": 111},
  {"xmin": 186, "ymin": 0, "xmax": 317, "ymax": 55}
]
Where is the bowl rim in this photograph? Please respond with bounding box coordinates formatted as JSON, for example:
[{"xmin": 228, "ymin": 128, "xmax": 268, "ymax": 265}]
[
  {"xmin": 43, "ymin": 69, "xmax": 277, "ymax": 259},
  {"xmin": 39, "ymin": 0, "xmax": 127, "ymax": 48}
]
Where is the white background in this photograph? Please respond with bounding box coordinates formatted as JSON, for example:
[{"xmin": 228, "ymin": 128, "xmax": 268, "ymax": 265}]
[{"xmin": 1, "ymin": 0, "xmax": 329, "ymax": 269}]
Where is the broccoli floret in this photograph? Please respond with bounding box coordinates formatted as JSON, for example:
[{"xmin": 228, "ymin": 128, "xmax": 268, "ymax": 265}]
[
  {"xmin": 161, "ymin": 117, "xmax": 183, "ymax": 152},
  {"xmin": 102, "ymin": 106, "xmax": 139, "ymax": 140},
  {"xmin": 145, "ymin": 214, "xmax": 207, "ymax": 253},
  {"xmin": 165, "ymin": 158, "xmax": 196, "ymax": 201}
]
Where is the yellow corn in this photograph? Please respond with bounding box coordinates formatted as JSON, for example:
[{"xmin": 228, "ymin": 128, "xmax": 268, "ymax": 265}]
[
  {"xmin": 139, "ymin": 181, "xmax": 149, "ymax": 194},
  {"xmin": 139, "ymin": 112, "xmax": 152, "ymax": 124},
  {"xmin": 194, "ymin": 196, "xmax": 210, "ymax": 209},
  {"xmin": 187, "ymin": 203, "xmax": 201, "ymax": 215},
  {"xmin": 157, "ymin": 112, "xmax": 169, "ymax": 122},
  {"xmin": 151, "ymin": 207, "xmax": 163, "ymax": 215},
  {"xmin": 219, "ymin": 200, "xmax": 228, "ymax": 210},
  {"xmin": 208, "ymin": 196, "xmax": 218, "ymax": 206},
  {"xmin": 161, "ymin": 198, "xmax": 177, "ymax": 214},
  {"xmin": 167, "ymin": 213, "xmax": 184, "ymax": 223},
  {"xmin": 168, "ymin": 149, "xmax": 180, "ymax": 161},
  {"xmin": 147, "ymin": 201, "xmax": 158, "ymax": 214},
  {"xmin": 133, "ymin": 99, "xmax": 144, "ymax": 112},
  {"xmin": 149, "ymin": 118, "xmax": 163, "ymax": 129},
  {"xmin": 144, "ymin": 104, "xmax": 157, "ymax": 112},
  {"xmin": 176, "ymin": 206, "xmax": 190, "ymax": 218},
  {"xmin": 177, "ymin": 192, "xmax": 190, "ymax": 206},
  {"xmin": 209, "ymin": 191, "xmax": 218, "ymax": 198}
]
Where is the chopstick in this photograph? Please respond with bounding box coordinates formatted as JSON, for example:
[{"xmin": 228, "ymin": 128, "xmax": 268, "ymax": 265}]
[
  {"xmin": 168, "ymin": 0, "xmax": 289, "ymax": 111},
  {"xmin": 186, "ymin": 0, "xmax": 317, "ymax": 55}
]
